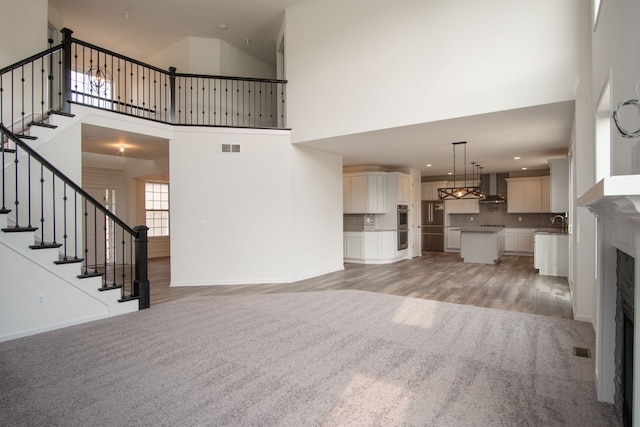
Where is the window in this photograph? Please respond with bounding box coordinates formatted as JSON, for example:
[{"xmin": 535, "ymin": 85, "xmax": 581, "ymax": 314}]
[
  {"xmin": 70, "ymin": 69, "xmax": 112, "ymax": 108},
  {"xmin": 145, "ymin": 182, "xmax": 169, "ymax": 237}
]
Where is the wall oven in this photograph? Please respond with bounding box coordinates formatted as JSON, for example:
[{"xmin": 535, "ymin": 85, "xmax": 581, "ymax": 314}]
[
  {"xmin": 397, "ymin": 204, "xmax": 409, "ymax": 230},
  {"xmin": 397, "ymin": 204, "xmax": 409, "ymax": 250},
  {"xmin": 397, "ymin": 229, "xmax": 409, "ymax": 250}
]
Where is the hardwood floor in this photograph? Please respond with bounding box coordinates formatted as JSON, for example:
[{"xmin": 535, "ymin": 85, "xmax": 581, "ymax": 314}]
[{"xmin": 148, "ymin": 251, "xmax": 574, "ymax": 319}]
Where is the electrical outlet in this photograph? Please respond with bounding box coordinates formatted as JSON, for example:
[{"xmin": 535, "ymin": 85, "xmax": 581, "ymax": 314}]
[{"xmin": 37, "ymin": 293, "xmax": 45, "ymax": 305}]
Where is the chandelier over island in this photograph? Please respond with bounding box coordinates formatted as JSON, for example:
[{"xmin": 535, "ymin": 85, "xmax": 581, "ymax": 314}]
[{"xmin": 437, "ymin": 141, "xmax": 486, "ymax": 200}]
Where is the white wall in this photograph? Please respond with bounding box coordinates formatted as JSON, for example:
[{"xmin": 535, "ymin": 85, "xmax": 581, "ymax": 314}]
[
  {"xmin": 578, "ymin": 0, "xmax": 640, "ymax": 410},
  {"xmin": 290, "ymin": 146, "xmax": 344, "ymax": 280},
  {"xmin": 170, "ymin": 127, "xmax": 289, "ymax": 285},
  {"xmin": 145, "ymin": 36, "xmax": 275, "ymax": 78},
  {"xmin": 0, "ymin": 0, "xmax": 48, "ymax": 65},
  {"xmin": 0, "ymin": 242, "xmax": 108, "ymax": 341},
  {"xmin": 285, "ymin": 0, "xmax": 581, "ymax": 143},
  {"xmin": 570, "ymin": 0, "xmax": 596, "ymax": 324}
]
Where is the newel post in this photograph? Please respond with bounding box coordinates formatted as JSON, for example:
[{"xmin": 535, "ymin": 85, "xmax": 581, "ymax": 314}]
[
  {"xmin": 134, "ymin": 225, "xmax": 150, "ymax": 309},
  {"xmin": 60, "ymin": 28, "xmax": 73, "ymax": 114},
  {"xmin": 169, "ymin": 66, "xmax": 176, "ymax": 124}
]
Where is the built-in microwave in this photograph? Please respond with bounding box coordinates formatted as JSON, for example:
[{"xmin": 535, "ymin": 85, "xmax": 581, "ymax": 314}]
[{"xmin": 397, "ymin": 204, "xmax": 409, "ymax": 230}]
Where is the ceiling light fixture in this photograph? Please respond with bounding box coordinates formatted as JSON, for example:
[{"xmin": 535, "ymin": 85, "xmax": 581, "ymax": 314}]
[
  {"xmin": 514, "ymin": 156, "xmax": 521, "ymax": 160},
  {"xmin": 86, "ymin": 65, "xmax": 111, "ymax": 96},
  {"xmin": 438, "ymin": 142, "xmax": 485, "ymax": 200},
  {"xmin": 426, "ymin": 164, "xmax": 432, "ymax": 167},
  {"xmin": 119, "ymin": 144, "xmax": 125, "ymax": 154}
]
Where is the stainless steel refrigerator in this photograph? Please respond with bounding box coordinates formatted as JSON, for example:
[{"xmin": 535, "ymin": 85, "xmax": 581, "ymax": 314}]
[{"xmin": 421, "ymin": 200, "xmax": 444, "ymax": 251}]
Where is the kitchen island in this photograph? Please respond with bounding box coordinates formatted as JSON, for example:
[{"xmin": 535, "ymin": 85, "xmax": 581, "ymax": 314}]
[{"xmin": 460, "ymin": 227, "xmax": 505, "ymax": 264}]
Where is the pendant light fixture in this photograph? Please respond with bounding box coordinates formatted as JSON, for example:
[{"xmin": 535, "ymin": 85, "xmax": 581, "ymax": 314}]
[{"xmin": 438, "ymin": 141, "xmax": 485, "ymax": 200}]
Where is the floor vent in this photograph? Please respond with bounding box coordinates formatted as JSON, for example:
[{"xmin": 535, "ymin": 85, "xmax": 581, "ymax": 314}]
[
  {"xmin": 222, "ymin": 144, "xmax": 241, "ymax": 153},
  {"xmin": 573, "ymin": 346, "xmax": 591, "ymax": 358}
]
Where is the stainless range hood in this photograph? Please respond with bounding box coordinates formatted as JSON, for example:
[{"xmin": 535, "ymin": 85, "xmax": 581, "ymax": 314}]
[{"xmin": 479, "ymin": 174, "xmax": 506, "ymax": 204}]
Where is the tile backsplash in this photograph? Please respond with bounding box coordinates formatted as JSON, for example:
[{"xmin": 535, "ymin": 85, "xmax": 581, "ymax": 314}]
[
  {"xmin": 344, "ymin": 214, "xmax": 376, "ymax": 231},
  {"xmin": 448, "ymin": 202, "xmax": 565, "ymax": 229}
]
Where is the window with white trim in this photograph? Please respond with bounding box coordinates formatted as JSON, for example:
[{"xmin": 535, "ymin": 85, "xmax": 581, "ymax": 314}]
[{"xmin": 145, "ymin": 182, "xmax": 169, "ymax": 237}]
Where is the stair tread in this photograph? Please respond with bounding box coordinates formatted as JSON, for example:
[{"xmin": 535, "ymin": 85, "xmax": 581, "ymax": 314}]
[
  {"xmin": 30, "ymin": 121, "xmax": 57, "ymax": 129},
  {"xmin": 48, "ymin": 110, "xmax": 75, "ymax": 118},
  {"xmin": 119, "ymin": 295, "xmax": 140, "ymax": 303},
  {"xmin": 2, "ymin": 226, "xmax": 38, "ymax": 232},
  {"xmin": 30, "ymin": 242, "xmax": 63, "ymax": 249},
  {"xmin": 77, "ymin": 271, "xmax": 104, "ymax": 279},
  {"xmin": 15, "ymin": 134, "xmax": 37, "ymax": 140},
  {"xmin": 54, "ymin": 257, "xmax": 84, "ymax": 265}
]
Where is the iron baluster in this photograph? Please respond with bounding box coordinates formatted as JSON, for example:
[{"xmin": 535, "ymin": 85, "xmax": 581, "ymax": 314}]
[
  {"xmin": 121, "ymin": 228, "xmax": 126, "ymax": 298},
  {"xmin": 93, "ymin": 205, "xmax": 98, "ymax": 275},
  {"xmin": 82, "ymin": 197, "xmax": 89, "ymax": 275},
  {"xmin": 74, "ymin": 191, "xmax": 79, "ymax": 260},
  {"xmin": 20, "ymin": 65, "xmax": 25, "ymax": 134},
  {"xmin": 102, "ymin": 211, "xmax": 108, "ymax": 288},
  {"xmin": 26, "ymin": 154, "xmax": 32, "ymax": 229},
  {"xmin": 12, "ymin": 143, "xmax": 19, "ymax": 227},
  {"xmin": 61, "ymin": 183, "xmax": 68, "ymax": 260},
  {"xmin": 39, "ymin": 165, "xmax": 46, "ymax": 244},
  {"xmin": 51, "ymin": 172, "xmax": 57, "ymax": 245}
]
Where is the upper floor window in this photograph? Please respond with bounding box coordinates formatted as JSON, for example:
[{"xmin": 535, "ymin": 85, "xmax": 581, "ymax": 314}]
[{"xmin": 71, "ymin": 69, "xmax": 111, "ymax": 108}]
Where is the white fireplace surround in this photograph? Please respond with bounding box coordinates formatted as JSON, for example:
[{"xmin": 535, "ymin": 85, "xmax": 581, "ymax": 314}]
[{"xmin": 578, "ymin": 175, "xmax": 640, "ymax": 422}]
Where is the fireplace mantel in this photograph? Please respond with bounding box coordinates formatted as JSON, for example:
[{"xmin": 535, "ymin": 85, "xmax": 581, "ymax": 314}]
[
  {"xmin": 578, "ymin": 174, "xmax": 640, "ymax": 414},
  {"xmin": 578, "ymin": 175, "xmax": 640, "ymax": 222}
]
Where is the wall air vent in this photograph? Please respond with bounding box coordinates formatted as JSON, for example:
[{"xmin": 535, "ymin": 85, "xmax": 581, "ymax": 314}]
[{"xmin": 221, "ymin": 144, "xmax": 241, "ymax": 153}]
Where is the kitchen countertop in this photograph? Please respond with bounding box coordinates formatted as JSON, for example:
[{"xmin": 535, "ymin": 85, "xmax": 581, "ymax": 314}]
[
  {"xmin": 460, "ymin": 227, "xmax": 505, "ymax": 233},
  {"xmin": 535, "ymin": 228, "xmax": 569, "ymax": 235}
]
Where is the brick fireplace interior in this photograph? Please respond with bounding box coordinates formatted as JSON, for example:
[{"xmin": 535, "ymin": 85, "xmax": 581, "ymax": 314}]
[{"xmin": 615, "ymin": 249, "xmax": 635, "ymax": 426}]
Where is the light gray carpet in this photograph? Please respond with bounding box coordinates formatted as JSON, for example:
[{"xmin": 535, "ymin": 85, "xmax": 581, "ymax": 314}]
[{"xmin": 0, "ymin": 290, "xmax": 619, "ymax": 426}]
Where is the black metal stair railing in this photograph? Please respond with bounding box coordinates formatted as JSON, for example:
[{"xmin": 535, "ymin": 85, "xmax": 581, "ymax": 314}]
[
  {"xmin": 0, "ymin": 27, "xmax": 288, "ymax": 310},
  {"xmin": 0, "ymin": 124, "xmax": 149, "ymax": 309}
]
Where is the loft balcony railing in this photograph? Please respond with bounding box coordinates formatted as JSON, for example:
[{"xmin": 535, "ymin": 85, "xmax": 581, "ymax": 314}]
[
  {"xmin": 0, "ymin": 28, "xmax": 287, "ymax": 135},
  {"xmin": 65, "ymin": 28, "xmax": 287, "ymax": 128}
]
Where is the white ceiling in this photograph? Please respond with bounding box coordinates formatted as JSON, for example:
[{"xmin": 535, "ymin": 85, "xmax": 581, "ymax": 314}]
[
  {"xmin": 300, "ymin": 101, "xmax": 575, "ymax": 176},
  {"xmin": 49, "ymin": 0, "xmax": 304, "ymax": 66},
  {"xmin": 53, "ymin": 0, "xmax": 575, "ymax": 177}
]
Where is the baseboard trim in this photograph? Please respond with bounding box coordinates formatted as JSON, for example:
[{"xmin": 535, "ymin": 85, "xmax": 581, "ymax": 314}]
[{"xmin": 0, "ymin": 313, "xmax": 108, "ymax": 343}]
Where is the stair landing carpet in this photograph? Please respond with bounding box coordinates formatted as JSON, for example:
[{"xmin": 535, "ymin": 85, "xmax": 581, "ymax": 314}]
[{"xmin": 0, "ymin": 290, "xmax": 619, "ymax": 426}]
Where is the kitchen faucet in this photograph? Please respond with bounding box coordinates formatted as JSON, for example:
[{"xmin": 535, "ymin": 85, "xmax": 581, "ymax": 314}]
[{"xmin": 552, "ymin": 214, "xmax": 567, "ymax": 232}]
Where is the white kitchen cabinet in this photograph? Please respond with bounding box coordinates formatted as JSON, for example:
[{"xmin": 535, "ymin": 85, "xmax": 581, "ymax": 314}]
[
  {"xmin": 534, "ymin": 233, "xmax": 569, "ymax": 276},
  {"xmin": 421, "ymin": 181, "xmax": 447, "ymax": 200},
  {"xmin": 504, "ymin": 228, "xmax": 535, "ymax": 254},
  {"xmin": 446, "ymin": 228, "xmax": 461, "ymax": 251},
  {"xmin": 549, "ymin": 158, "xmax": 569, "ymax": 213},
  {"xmin": 343, "ymin": 173, "xmax": 387, "ymax": 213},
  {"xmin": 344, "ymin": 232, "xmax": 364, "ymax": 260},
  {"xmin": 506, "ymin": 176, "xmax": 551, "ymax": 213},
  {"xmin": 344, "ymin": 231, "xmax": 401, "ymax": 263},
  {"xmin": 444, "ymin": 198, "xmax": 480, "ymax": 214},
  {"xmin": 396, "ymin": 173, "xmax": 410, "ymax": 204}
]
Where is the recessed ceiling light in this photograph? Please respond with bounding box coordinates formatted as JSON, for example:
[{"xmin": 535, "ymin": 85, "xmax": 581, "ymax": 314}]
[
  {"xmin": 514, "ymin": 156, "xmax": 521, "ymax": 160},
  {"xmin": 521, "ymin": 167, "xmax": 528, "ymax": 170},
  {"xmin": 426, "ymin": 164, "xmax": 432, "ymax": 167},
  {"xmin": 447, "ymin": 172, "xmax": 453, "ymax": 175},
  {"xmin": 219, "ymin": 24, "xmax": 228, "ymax": 30}
]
